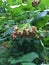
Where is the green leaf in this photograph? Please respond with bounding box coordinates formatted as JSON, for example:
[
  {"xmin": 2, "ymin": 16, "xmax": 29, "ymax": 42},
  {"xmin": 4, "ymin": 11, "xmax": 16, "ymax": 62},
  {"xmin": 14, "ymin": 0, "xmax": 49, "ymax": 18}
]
[
  {"xmin": 3, "ymin": 26, "xmax": 13, "ymax": 37},
  {"xmin": 36, "ymin": 11, "xmax": 47, "ymax": 19},
  {"xmin": 8, "ymin": 52, "xmax": 38, "ymax": 64},
  {"xmin": 40, "ymin": 40, "xmax": 44, "ymax": 47},
  {"xmin": 0, "ymin": 37, "xmax": 7, "ymax": 42}
]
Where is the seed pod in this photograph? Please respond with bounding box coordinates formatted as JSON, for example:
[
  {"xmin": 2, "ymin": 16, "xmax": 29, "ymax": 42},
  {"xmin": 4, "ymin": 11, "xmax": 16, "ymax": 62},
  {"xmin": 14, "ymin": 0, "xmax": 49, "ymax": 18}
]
[
  {"xmin": 32, "ymin": 26, "xmax": 37, "ymax": 34},
  {"xmin": 23, "ymin": 29, "xmax": 27, "ymax": 37},
  {"xmin": 23, "ymin": 28, "xmax": 26, "ymax": 32},
  {"xmin": 32, "ymin": 1, "xmax": 37, "ymax": 7},
  {"xmin": 11, "ymin": 33, "xmax": 17, "ymax": 39},
  {"xmin": 18, "ymin": 31, "xmax": 21, "ymax": 36},
  {"xmin": 32, "ymin": 0, "xmax": 40, "ymax": 7},
  {"xmin": 14, "ymin": 25, "xmax": 18, "ymax": 31},
  {"xmin": 19, "ymin": 31, "xmax": 26, "ymax": 38},
  {"xmin": 28, "ymin": 29, "xmax": 33, "ymax": 37},
  {"xmin": 18, "ymin": 31, "xmax": 23, "ymax": 37},
  {"xmin": 26, "ymin": 29, "xmax": 29, "ymax": 37}
]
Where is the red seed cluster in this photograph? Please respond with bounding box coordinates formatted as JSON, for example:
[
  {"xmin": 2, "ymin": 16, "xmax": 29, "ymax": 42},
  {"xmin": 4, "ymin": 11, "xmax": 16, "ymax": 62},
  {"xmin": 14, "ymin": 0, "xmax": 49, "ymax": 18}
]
[{"xmin": 11, "ymin": 25, "xmax": 39, "ymax": 39}]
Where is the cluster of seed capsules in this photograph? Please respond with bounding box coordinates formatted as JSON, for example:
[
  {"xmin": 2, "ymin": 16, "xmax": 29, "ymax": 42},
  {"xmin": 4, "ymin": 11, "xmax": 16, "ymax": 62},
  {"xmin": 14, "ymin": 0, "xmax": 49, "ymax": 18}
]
[
  {"xmin": 11, "ymin": 25, "xmax": 39, "ymax": 39},
  {"xmin": 2, "ymin": 25, "xmax": 39, "ymax": 48},
  {"xmin": 32, "ymin": 0, "xmax": 40, "ymax": 7}
]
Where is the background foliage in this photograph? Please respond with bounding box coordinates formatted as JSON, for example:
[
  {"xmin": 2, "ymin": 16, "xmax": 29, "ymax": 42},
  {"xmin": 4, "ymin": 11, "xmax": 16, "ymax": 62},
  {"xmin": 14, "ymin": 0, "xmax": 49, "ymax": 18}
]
[{"xmin": 0, "ymin": 0, "xmax": 49, "ymax": 65}]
